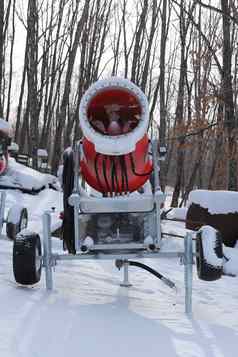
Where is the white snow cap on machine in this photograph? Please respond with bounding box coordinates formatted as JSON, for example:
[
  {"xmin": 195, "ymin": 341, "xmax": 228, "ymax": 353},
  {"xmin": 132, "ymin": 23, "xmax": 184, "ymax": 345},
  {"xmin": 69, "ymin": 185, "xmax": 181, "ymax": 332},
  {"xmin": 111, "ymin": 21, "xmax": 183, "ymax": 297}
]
[{"xmin": 79, "ymin": 77, "xmax": 149, "ymax": 155}]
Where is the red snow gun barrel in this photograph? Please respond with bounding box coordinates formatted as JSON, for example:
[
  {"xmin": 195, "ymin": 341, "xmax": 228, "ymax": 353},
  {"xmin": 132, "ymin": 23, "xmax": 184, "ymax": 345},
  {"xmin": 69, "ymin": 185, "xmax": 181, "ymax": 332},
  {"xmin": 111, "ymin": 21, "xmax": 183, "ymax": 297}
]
[{"xmin": 79, "ymin": 78, "xmax": 152, "ymax": 195}]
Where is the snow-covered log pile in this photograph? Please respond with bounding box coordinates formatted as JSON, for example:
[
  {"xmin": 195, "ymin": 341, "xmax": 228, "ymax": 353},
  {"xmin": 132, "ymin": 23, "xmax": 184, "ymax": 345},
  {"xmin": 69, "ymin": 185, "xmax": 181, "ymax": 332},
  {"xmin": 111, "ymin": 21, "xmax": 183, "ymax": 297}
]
[{"xmin": 186, "ymin": 190, "xmax": 238, "ymax": 247}]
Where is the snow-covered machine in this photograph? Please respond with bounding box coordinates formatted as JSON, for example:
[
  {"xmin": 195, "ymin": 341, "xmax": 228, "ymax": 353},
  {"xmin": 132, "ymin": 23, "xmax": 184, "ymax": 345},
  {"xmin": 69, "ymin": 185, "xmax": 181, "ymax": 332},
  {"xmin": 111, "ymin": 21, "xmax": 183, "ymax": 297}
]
[
  {"xmin": 12, "ymin": 78, "xmax": 224, "ymax": 316},
  {"xmin": 0, "ymin": 190, "xmax": 28, "ymax": 240},
  {"xmin": 63, "ymin": 78, "xmax": 162, "ymax": 254},
  {"xmin": 0, "ymin": 118, "xmax": 12, "ymax": 175},
  {"xmin": 0, "ymin": 120, "xmax": 29, "ymax": 239}
]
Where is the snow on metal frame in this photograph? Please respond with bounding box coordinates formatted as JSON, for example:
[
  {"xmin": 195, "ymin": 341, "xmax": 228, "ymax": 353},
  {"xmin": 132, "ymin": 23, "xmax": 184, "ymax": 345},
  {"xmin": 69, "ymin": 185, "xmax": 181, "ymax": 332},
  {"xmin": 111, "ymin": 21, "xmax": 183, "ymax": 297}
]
[{"xmin": 79, "ymin": 77, "xmax": 149, "ymax": 155}]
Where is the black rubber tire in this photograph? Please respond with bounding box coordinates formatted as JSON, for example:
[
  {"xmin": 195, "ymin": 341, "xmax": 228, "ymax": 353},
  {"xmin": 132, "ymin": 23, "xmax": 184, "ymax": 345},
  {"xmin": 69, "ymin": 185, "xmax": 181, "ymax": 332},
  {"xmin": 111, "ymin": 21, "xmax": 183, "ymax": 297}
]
[
  {"xmin": 62, "ymin": 149, "xmax": 75, "ymax": 254},
  {"xmin": 196, "ymin": 229, "xmax": 223, "ymax": 281},
  {"xmin": 6, "ymin": 207, "xmax": 28, "ymax": 240},
  {"xmin": 13, "ymin": 233, "xmax": 42, "ymax": 285}
]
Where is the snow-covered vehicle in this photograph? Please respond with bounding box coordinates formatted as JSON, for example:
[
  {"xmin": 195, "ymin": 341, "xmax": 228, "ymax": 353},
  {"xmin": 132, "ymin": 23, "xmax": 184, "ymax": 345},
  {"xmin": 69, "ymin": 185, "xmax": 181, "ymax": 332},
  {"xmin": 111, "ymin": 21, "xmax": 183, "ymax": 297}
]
[
  {"xmin": 0, "ymin": 191, "xmax": 28, "ymax": 240},
  {"xmin": 12, "ymin": 78, "xmax": 224, "ymax": 315},
  {"xmin": 0, "ymin": 157, "xmax": 61, "ymax": 239},
  {"xmin": 0, "ymin": 120, "xmax": 29, "ymax": 238},
  {"xmin": 0, "ymin": 118, "xmax": 12, "ymax": 175},
  {"xmin": 0, "ymin": 125, "xmax": 59, "ymax": 240}
]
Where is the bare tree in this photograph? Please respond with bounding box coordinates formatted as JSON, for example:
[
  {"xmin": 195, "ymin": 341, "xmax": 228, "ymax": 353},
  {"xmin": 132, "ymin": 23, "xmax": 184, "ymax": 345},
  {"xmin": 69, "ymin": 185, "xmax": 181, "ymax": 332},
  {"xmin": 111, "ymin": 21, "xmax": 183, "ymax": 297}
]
[
  {"xmin": 27, "ymin": 0, "xmax": 39, "ymax": 168},
  {"xmin": 171, "ymin": 0, "xmax": 196, "ymax": 207},
  {"xmin": 0, "ymin": 0, "xmax": 13, "ymax": 118},
  {"xmin": 159, "ymin": 0, "xmax": 171, "ymax": 191},
  {"xmin": 51, "ymin": 0, "xmax": 90, "ymax": 173},
  {"xmin": 0, "ymin": 0, "xmax": 4, "ymax": 117},
  {"xmin": 221, "ymin": 0, "xmax": 237, "ymax": 190}
]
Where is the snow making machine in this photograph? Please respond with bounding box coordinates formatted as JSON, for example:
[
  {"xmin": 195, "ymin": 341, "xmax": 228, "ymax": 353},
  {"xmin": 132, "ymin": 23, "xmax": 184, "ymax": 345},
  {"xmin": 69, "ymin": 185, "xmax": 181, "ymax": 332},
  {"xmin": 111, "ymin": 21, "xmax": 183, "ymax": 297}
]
[
  {"xmin": 0, "ymin": 119, "xmax": 28, "ymax": 240},
  {"xmin": 0, "ymin": 118, "xmax": 12, "ymax": 175},
  {"xmin": 12, "ymin": 78, "xmax": 224, "ymax": 316}
]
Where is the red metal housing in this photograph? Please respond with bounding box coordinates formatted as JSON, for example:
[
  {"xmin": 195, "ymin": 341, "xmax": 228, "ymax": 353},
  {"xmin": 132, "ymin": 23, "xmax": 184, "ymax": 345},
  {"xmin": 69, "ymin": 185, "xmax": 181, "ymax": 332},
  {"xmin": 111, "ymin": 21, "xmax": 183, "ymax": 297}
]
[
  {"xmin": 80, "ymin": 135, "xmax": 152, "ymax": 194},
  {"xmin": 79, "ymin": 81, "xmax": 152, "ymax": 194}
]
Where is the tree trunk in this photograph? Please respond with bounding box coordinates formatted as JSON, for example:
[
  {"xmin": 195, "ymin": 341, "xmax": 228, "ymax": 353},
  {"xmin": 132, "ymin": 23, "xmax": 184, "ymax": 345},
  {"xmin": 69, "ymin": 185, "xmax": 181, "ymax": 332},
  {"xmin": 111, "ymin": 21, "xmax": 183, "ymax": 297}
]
[
  {"xmin": 221, "ymin": 0, "xmax": 237, "ymax": 190},
  {"xmin": 171, "ymin": 1, "xmax": 187, "ymax": 207},
  {"xmin": 159, "ymin": 0, "xmax": 168, "ymax": 192},
  {"xmin": 0, "ymin": 0, "xmax": 4, "ymax": 117},
  {"xmin": 51, "ymin": 1, "xmax": 89, "ymax": 174},
  {"xmin": 27, "ymin": 0, "xmax": 39, "ymax": 168}
]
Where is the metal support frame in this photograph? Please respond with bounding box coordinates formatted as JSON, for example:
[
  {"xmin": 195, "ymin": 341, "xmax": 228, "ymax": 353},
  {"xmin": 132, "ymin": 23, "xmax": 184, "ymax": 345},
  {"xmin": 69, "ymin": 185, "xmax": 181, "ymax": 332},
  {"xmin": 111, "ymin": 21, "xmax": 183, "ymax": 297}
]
[
  {"xmin": 0, "ymin": 190, "xmax": 6, "ymax": 238},
  {"xmin": 73, "ymin": 142, "xmax": 81, "ymax": 251},
  {"xmin": 184, "ymin": 232, "xmax": 193, "ymax": 317},
  {"xmin": 41, "ymin": 141, "xmax": 195, "ymax": 315},
  {"xmin": 43, "ymin": 212, "xmax": 53, "ymax": 290},
  {"xmin": 42, "ymin": 212, "xmax": 194, "ymax": 315},
  {"xmin": 151, "ymin": 140, "xmax": 164, "ymax": 247},
  {"xmin": 50, "ymin": 251, "xmax": 183, "ymax": 261},
  {"xmin": 120, "ymin": 260, "xmax": 132, "ymax": 287}
]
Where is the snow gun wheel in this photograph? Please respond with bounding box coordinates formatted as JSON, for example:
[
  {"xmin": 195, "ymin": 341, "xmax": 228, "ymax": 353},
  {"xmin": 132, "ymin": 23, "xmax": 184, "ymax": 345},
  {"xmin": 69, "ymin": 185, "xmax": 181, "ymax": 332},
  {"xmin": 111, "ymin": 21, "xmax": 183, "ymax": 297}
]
[
  {"xmin": 13, "ymin": 232, "xmax": 42, "ymax": 285},
  {"xmin": 62, "ymin": 149, "xmax": 75, "ymax": 254},
  {"xmin": 196, "ymin": 225, "xmax": 223, "ymax": 281},
  {"xmin": 6, "ymin": 207, "xmax": 28, "ymax": 240}
]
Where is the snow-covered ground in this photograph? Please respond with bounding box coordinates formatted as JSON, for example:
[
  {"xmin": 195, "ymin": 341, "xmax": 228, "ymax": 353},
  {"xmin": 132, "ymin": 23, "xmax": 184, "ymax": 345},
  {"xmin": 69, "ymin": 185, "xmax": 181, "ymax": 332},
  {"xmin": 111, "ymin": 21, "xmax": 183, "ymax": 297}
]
[{"xmin": 0, "ymin": 186, "xmax": 238, "ymax": 357}]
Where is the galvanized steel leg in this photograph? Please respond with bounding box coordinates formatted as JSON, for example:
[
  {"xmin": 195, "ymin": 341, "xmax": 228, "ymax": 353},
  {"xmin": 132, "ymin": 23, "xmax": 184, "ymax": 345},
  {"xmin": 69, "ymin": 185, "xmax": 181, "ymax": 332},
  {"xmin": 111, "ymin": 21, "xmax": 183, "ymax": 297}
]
[
  {"xmin": 73, "ymin": 142, "xmax": 81, "ymax": 251},
  {"xmin": 43, "ymin": 212, "xmax": 53, "ymax": 290},
  {"xmin": 0, "ymin": 191, "xmax": 6, "ymax": 238},
  {"xmin": 184, "ymin": 232, "xmax": 193, "ymax": 317},
  {"xmin": 120, "ymin": 260, "xmax": 132, "ymax": 287},
  {"xmin": 151, "ymin": 140, "xmax": 163, "ymax": 247},
  {"xmin": 155, "ymin": 198, "xmax": 162, "ymax": 247},
  {"xmin": 74, "ymin": 200, "xmax": 80, "ymax": 251},
  {"xmin": 152, "ymin": 139, "xmax": 160, "ymax": 191}
]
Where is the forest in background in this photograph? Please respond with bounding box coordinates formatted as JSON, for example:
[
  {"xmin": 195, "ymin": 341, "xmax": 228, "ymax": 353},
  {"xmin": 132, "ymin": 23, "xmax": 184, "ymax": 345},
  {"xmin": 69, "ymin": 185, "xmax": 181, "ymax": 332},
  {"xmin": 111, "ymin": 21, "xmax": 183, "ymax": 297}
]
[{"xmin": 0, "ymin": 0, "xmax": 238, "ymax": 206}]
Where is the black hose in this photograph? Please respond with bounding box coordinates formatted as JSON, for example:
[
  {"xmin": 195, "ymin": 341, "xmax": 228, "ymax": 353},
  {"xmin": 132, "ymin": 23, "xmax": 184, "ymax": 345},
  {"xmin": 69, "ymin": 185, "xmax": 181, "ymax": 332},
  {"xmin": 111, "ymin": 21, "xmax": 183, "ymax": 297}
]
[
  {"xmin": 128, "ymin": 260, "xmax": 176, "ymax": 289},
  {"xmin": 113, "ymin": 157, "xmax": 120, "ymax": 193},
  {"xmin": 129, "ymin": 153, "xmax": 152, "ymax": 177},
  {"xmin": 119, "ymin": 156, "xmax": 125, "ymax": 193},
  {"xmin": 102, "ymin": 156, "xmax": 111, "ymax": 195},
  {"xmin": 161, "ymin": 232, "xmax": 191, "ymax": 240},
  {"xmin": 94, "ymin": 153, "xmax": 104, "ymax": 192},
  {"xmin": 160, "ymin": 208, "xmax": 174, "ymax": 220},
  {"xmin": 110, "ymin": 156, "xmax": 115, "ymax": 193},
  {"xmin": 223, "ymin": 254, "xmax": 229, "ymax": 263},
  {"xmin": 121, "ymin": 155, "xmax": 129, "ymax": 193},
  {"xmin": 110, "ymin": 156, "xmax": 119, "ymax": 194}
]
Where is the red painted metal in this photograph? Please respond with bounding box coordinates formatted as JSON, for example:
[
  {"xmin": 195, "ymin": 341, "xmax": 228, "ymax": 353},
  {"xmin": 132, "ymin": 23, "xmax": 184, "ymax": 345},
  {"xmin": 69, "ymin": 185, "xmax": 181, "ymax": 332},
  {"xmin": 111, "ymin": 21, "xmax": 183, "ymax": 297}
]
[
  {"xmin": 0, "ymin": 154, "xmax": 7, "ymax": 175},
  {"xmin": 80, "ymin": 135, "xmax": 152, "ymax": 194},
  {"xmin": 80, "ymin": 87, "xmax": 152, "ymax": 194},
  {"xmin": 87, "ymin": 88, "xmax": 141, "ymax": 136}
]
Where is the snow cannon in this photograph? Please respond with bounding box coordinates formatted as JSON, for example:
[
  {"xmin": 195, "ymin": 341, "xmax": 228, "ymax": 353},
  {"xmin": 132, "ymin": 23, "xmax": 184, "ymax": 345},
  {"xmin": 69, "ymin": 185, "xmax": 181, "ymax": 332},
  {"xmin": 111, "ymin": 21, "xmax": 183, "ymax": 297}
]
[
  {"xmin": 79, "ymin": 78, "xmax": 152, "ymax": 194},
  {"xmin": 0, "ymin": 118, "xmax": 11, "ymax": 175},
  {"xmin": 11, "ymin": 77, "xmax": 226, "ymax": 318}
]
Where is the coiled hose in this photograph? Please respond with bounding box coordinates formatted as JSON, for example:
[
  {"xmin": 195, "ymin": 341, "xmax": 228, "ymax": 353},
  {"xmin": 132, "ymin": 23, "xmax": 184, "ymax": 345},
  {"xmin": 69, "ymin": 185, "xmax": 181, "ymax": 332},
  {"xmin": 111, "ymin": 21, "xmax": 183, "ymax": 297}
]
[{"xmin": 116, "ymin": 259, "xmax": 176, "ymax": 290}]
